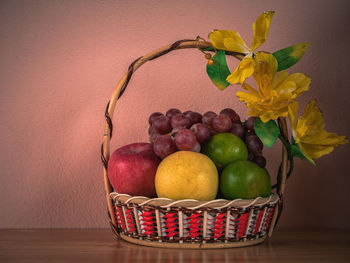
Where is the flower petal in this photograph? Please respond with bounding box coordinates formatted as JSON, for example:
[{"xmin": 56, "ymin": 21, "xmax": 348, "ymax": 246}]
[
  {"xmin": 288, "ymin": 101, "xmax": 299, "ymax": 130},
  {"xmin": 253, "ymin": 52, "xmax": 278, "ymax": 88},
  {"xmin": 301, "ymin": 100, "xmax": 323, "ymax": 129},
  {"xmin": 251, "ymin": 11, "xmax": 275, "ymax": 51},
  {"xmin": 293, "ymin": 100, "xmax": 348, "ymax": 160},
  {"xmin": 236, "ymin": 90, "xmax": 260, "ymax": 103},
  {"xmin": 272, "ymin": 70, "xmax": 289, "ymax": 89},
  {"xmin": 209, "ymin": 30, "xmax": 250, "ymax": 54},
  {"xmin": 298, "ymin": 143, "xmax": 337, "ymax": 160},
  {"xmin": 285, "ymin": 73, "xmax": 311, "ymax": 97},
  {"xmin": 242, "ymin": 82, "xmax": 259, "ymax": 95},
  {"xmin": 226, "ymin": 56, "xmax": 256, "ymax": 84}
]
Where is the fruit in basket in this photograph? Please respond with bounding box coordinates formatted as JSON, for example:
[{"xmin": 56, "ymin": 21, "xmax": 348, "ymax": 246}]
[
  {"xmin": 151, "ymin": 115, "xmax": 172, "ymax": 134},
  {"xmin": 148, "ymin": 112, "xmax": 163, "ymax": 125},
  {"xmin": 202, "ymin": 133, "xmax": 248, "ymax": 169},
  {"xmin": 220, "ymin": 108, "xmax": 241, "ymax": 123},
  {"xmin": 212, "ymin": 114, "xmax": 232, "ymax": 132},
  {"xmin": 175, "ymin": 129, "xmax": 197, "ymax": 150},
  {"xmin": 155, "ymin": 151, "xmax": 218, "ymax": 201},
  {"xmin": 220, "ymin": 160, "xmax": 271, "ymax": 199},
  {"xmin": 230, "ymin": 122, "xmax": 245, "ymax": 138},
  {"xmin": 166, "ymin": 108, "xmax": 181, "ymax": 119},
  {"xmin": 202, "ymin": 111, "xmax": 217, "ymax": 127},
  {"xmin": 171, "ymin": 113, "xmax": 191, "ymax": 129},
  {"xmin": 184, "ymin": 111, "xmax": 202, "ymax": 125},
  {"xmin": 108, "ymin": 143, "xmax": 161, "ymax": 197},
  {"xmin": 190, "ymin": 123, "xmax": 212, "ymax": 143},
  {"xmin": 244, "ymin": 116, "xmax": 257, "ymax": 132},
  {"xmin": 148, "ymin": 109, "xmax": 267, "ymax": 168},
  {"xmin": 153, "ymin": 135, "xmax": 177, "ymax": 159},
  {"xmin": 245, "ymin": 134, "xmax": 263, "ymax": 154}
]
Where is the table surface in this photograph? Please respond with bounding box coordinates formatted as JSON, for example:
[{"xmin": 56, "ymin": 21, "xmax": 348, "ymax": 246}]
[{"xmin": 0, "ymin": 228, "xmax": 349, "ymax": 262}]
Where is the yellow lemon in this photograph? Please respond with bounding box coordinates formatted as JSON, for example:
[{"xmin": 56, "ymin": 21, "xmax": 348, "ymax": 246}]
[{"xmin": 155, "ymin": 151, "xmax": 218, "ymax": 201}]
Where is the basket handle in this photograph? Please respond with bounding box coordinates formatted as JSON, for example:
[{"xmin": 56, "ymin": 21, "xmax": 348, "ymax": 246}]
[{"xmin": 100, "ymin": 39, "xmax": 289, "ymax": 235}]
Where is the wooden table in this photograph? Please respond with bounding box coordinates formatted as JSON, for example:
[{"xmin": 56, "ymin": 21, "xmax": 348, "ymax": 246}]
[{"xmin": 1, "ymin": 228, "xmax": 349, "ymax": 262}]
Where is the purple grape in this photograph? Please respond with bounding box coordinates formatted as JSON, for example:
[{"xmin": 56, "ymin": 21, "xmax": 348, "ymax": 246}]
[
  {"xmin": 152, "ymin": 115, "xmax": 172, "ymax": 134},
  {"xmin": 153, "ymin": 135, "xmax": 177, "ymax": 159},
  {"xmin": 245, "ymin": 116, "xmax": 257, "ymax": 132},
  {"xmin": 248, "ymin": 152, "xmax": 255, "ymax": 161},
  {"xmin": 170, "ymin": 113, "xmax": 191, "ymax": 129},
  {"xmin": 148, "ymin": 112, "xmax": 163, "ymax": 125},
  {"xmin": 170, "ymin": 127, "xmax": 185, "ymax": 137},
  {"xmin": 149, "ymin": 132, "xmax": 160, "ymax": 144},
  {"xmin": 254, "ymin": 155, "xmax": 266, "ymax": 168},
  {"xmin": 166, "ymin": 108, "xmax": 181, "ymax": 119},
  {"xmin": 190, "ymin": 142, "xmax": 201, "ymax": 153},
  {"xmin": 148, "ymin": 125, "xmax": 156, "ymax": 135},
  {"xmin": 175, "ymin": 129, "xmax": 197, "ymax": 150},
  {"xmin": 220, "ymin": 108, "xmax": 240, "ymax": 123},
  {"xmin": 245, "ymin": 129, "xmax": 256, "ymax": 137},
  {"xmin": 184, "ymin": 111, "xmax": 202, "ymax": 125},
  {"xmin": 245, "ymin": 134, "xmax": 263, "ymax": 154},
  {"xmin": 230, "ymin": 122, "xmax": 245, "ymax": 139},
  {"xmin": 190, "ymin": 123, "xmax": 212, "ymax": 143},
  {"xmin": 212, "ymin": 114, "xmax": 232, "ymax": 133},
  {"xmin": 202, "ymin": 111, "xmax": 217, "ymax": 127}
]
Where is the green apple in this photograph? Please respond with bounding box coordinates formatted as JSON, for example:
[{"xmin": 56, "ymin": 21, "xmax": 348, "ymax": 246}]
[{"xmin": 202, "ymin": 133, "xmax": 248, "ymax": 169}]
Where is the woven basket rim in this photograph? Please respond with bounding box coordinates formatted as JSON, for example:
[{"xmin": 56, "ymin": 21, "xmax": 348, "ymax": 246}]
[{"xmin": 110, "ymin": 192, "xmax": 279, "ymax": 210}]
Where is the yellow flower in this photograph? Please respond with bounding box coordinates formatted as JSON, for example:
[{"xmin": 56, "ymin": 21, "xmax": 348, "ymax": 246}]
[
  {"xmin": 288, "ymin": 100, "xmax": 347, "ymax": 160},
  {"xmin": 209, "ymin": 11, "xmax": 274, "ymax": 84},
  {"xmin": 236, "ymin": 53, "xmax": 311, "ymax": 123}
]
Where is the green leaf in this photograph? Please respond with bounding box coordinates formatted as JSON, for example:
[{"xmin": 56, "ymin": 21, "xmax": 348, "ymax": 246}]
[
  {"xmin": 290, "ymin": 141, "xmax": 316, "ymax": 166},
  {"xmin": 254, "ymin": 117, "xmax": 279, "ymax": 148},
  {"xmin": 273, "ymin": 42, "xmax": 310, "ymax": 71},
  {"xmin": 206, "ymin": 50, "xmax": 231, "ymax": 90}
]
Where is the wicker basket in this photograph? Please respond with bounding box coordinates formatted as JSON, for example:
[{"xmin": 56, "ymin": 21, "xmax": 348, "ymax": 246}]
[{"xmin": 101, "ymin": 39, "xmax": 289, "ymax": 249}]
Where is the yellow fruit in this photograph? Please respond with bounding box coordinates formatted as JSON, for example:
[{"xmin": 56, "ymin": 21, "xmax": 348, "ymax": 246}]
[{"xmin": 155, "ymin": 151, "xmax": 218, "ymax": 201}]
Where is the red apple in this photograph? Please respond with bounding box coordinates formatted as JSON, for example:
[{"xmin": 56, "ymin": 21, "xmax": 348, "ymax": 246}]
[{"xmin": 108, "ymin": 143, "xmax": 161, "ymax": 197}]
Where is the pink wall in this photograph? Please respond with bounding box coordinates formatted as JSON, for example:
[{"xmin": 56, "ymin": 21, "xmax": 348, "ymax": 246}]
[{"xmin": 0, "ymin": 0, "xmax": 349, "ymax": 229}]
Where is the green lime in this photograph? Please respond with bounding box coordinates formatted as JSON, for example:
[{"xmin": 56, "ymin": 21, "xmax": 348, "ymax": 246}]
[
  {"xmin": 220, "ymin": 160, "xmax": 271, "ymax": 199},
  {"xmin": 202, "ymin": 133, "xmax": 248, "ymax": 169}
]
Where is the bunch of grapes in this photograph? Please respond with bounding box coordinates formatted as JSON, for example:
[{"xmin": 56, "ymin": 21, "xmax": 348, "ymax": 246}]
[
  {"xmin": 244, "ymin": 117, "xmax": 266, "ymax": 168},
  {"xmin": 148, "ymin": 108, "xmax": 266, "ymax": 168},
  {"xmin": 148, "ymin": 108, "xmax": 211, "ymax": 159}
]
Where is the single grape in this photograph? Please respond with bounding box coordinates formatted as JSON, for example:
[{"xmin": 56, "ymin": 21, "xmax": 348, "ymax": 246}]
[
  {"xmin": 245, "ymin": 116, "xmax": 257, "ymax": 132},
  {"xmin": 148, "ymin": 125, "xmax": 156, "ymax": 135},
  {"xmin": 202, "ymin": 111, "xmax": 217, "ymax": 127},
  {"xmin": 149, "ymin": 132, "xmax": 160, "ymax": 144},
  {"xmin": 153, "ymin": 135, "xmax": 177, "ymax": 159},
  {"xmin": 190, "ymin": 123, "xmax": 212, "ymax": 143},
  {"xmin": 245, "ymin": 129, "xmax": 256, "ymax": 137},
  {"xmin": 212, "ymin": 114, "xmax": 232, "ymax": 133},
  {"xmin": 148, "ymin": 112, "xmax": 163, "ymax": 125},
  {"xmin": 245, "ymin": 134, "xmax": 263, "ymax": 154},
  {"xmin": 184, "ymin": 111, "xmax": 202, "ymax": 125},
  {"xmin": 254, "ymin": 155, "xmax": 266, "ymax": 168},
  {"xmin": 152, "ymin": 115, "xmax": 172, "ymax": 134},
  {"xmin": 190, "ymin": 142, "xmax": 201, "ymax": 153},
  {"xmin": 166, "ymin": 108, "xmax": 181, "ymax": 119},
  {"xmin": 220, "ymin": 108, "xmax": 240, "ymax": 123},
  {"xmin": 170, "ymin": 113, "xmax": 191, "ymax": 129},
  {"xmin": 170, "ymin": 127, "xmax": 184, "ymax": 137},
  {"xmin": 230, "ymin": 122, "xmax": 245, "ymax": 139},
  {"xmin": 248, "ymin": 152, "xmax": 255, "ymax": 161},
  {"xmin": 175, "ymin": 129, "xmax": 197, "ymax": 150}
]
